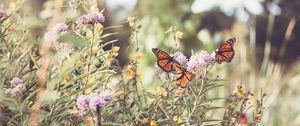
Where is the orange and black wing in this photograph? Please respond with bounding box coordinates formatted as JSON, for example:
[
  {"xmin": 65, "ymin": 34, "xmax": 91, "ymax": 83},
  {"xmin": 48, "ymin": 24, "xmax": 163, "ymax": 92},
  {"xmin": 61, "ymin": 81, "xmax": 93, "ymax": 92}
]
[
  {"xmin": 174, "ymin": 63, "xmax": 194, "ymax": 88},
  {"xmin": 152, "ymin": 48, "xmax": 177, "ymax": 72},
  {"xmin": 215, "ymin": 37, "xmax": 236, "ymax": 64}
]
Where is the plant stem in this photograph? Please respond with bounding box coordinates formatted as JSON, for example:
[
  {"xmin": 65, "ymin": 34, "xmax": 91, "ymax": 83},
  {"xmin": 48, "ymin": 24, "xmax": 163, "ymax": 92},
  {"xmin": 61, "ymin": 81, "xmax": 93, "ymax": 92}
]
[
  {"xmin": 96, "ymin": 107, "xmax": 102, "ymax": 126},
  {"xmin": 187, "ymin": 77, "xmax": 205, "ymax": 123},
  {"xmin": 159, "ymin": 105, "xmax": 174, "ymax": 124},
  {"xmin": 86, "ymin": 25, "xmax": 95, "ymax": 86},
  {"xmin": 47, "ymin": 102, "xmax": 57, "ymax": 126}
]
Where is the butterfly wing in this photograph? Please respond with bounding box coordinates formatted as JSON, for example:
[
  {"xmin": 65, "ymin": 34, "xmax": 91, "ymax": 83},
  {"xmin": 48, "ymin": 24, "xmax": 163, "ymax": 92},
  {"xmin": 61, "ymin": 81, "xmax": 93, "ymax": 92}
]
[
  {"xmin": 157, "ymin": 59, "xmax": 174, "ymax": 72},
  {"xmin": 174, "ymin": 64, "xmax": 194, "ymax": 88},
  {"xmin": 152, "ymin": 48, "xmax": 176, "ymax": 72},
  {"xmin": 152, "ymin": 48, "xmax": 171, "ymax": 59},
  {"xmin": 215, "ymin": 38, "xmax": 236, "ymax": 64}
]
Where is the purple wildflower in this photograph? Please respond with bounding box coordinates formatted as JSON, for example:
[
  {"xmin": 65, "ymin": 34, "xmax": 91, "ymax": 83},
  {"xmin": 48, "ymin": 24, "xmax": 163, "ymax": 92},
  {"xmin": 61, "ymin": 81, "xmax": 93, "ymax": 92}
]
[
  {"xmin": 52, "ymin": 23, "xmax": 68, "ymax": 33},
  {"xmin": 9, "ymin": 84, "xmax": 25, "ymax": 96},
  {"xmin": 44, "ymin": 31, "xmax": 58, "ymax": 43},
  {"xmin": 210, "ymin": 52, "xmax": 216, "ymax": 60},
  {"xmin": 75, "ymin": 13, "xmax": 105, "ymax": 27},
  {"xmin": 44, "ymin": 23, "xmax": 68, "ymax": 42},
  {"xmin": 89, "ymin": 94, "xmax": 106, "ymax": 111},
  {"xmin": 77, "ymin": 94, "xmax": 90, "ymax": 111},
  {"xmin": 101, "ymin": 91, "xmax": 113, "ymax": 102},
  {"xmin": 0, "ymin": 10, "xmax": 7, "ymax": 19},
  {"xmin": 187, "ymin": 50, "xmax": 214, "ymax": 79},
  {"xmin": 10, "ymin": 77, "xmax": 23, "ymax": 87},
  {"xmin": 187, "ymin": 50, "xmax": 214, "ymax": 69},
  {"xmin": 172, "ymin": 52, "xmax": 188, "ymax": 66}
]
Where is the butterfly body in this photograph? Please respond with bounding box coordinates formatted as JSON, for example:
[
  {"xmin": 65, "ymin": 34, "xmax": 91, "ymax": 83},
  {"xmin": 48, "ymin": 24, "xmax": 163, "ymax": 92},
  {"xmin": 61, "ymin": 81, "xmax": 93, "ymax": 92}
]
[
  {"xmin": 173, "ymin": 62, "xmax": 194, "ymax": 88},
  {"xmin": 215, "ymin": 37, "xmax": 236, "ymax": 64},
  {"xmin": 152, "ymin": 48, "xmax": 177, "ymax": 72}
]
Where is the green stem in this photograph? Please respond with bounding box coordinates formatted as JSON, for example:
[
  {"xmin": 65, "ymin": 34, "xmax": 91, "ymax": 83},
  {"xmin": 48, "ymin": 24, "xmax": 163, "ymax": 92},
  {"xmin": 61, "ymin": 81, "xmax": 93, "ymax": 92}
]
[
  {"xmin": 86, "ymin": 25, "xmax": 95, "ymax": 86},
  {"xmin": 187, "ymin": 77, "xmax": 205, "ymax": 123},
  {"xmin": 159, "ymin": 105, "xmax": 174, "ymax": 124}
]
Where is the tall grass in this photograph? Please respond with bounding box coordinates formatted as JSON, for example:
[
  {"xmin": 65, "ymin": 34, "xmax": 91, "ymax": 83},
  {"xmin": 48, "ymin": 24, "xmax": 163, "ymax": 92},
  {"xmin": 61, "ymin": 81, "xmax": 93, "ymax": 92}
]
[{"xmin": 228, "ymin": 3, "xmax": 300, "ymax": 124}]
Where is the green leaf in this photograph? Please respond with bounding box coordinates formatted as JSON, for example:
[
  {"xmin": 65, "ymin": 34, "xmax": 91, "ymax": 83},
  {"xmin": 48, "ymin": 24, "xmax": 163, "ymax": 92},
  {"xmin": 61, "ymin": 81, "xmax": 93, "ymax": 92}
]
[{"xmin": 58, "ymin": 33, "xmax": 88, "ymax": 48}]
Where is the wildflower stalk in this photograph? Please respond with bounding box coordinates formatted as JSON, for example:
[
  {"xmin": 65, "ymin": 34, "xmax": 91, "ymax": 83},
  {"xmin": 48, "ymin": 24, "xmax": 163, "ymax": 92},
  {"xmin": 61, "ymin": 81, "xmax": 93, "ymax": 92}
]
[
  {"xmin": 132, "ymin": 62, "xmax": 140, "ymax": 101},
  {"xmin": 96, "ymin": 106, "xmax": 102, "ymax": 126},
  {"xmin": 187, "ymin": 77, "xmax": 205, "ymax": 124},
  {"xmin": 129, "ymin": 21, "xmax": 141, "ymax": 101},
  {"xmin": 86, "ymin": 24, "xmax": 96, "ymax": 86}
]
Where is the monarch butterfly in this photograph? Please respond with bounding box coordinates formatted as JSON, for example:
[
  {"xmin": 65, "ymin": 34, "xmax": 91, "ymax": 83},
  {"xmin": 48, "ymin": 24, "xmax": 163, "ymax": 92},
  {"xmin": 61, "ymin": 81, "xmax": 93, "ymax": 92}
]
[
  {"xmin": 152, "ymin": 48, "xmax": 179, "ymax": 72},
  {"xmin": 152, "ymin": 48, "xmax": 194, "ymax": 88},
  {"xmin": 215, "ymin": 37, "xmax": 236, "ymax": 64},
  {"xmin": 173, "ymin": 62, "xmax": 194, "ymax": 88}
]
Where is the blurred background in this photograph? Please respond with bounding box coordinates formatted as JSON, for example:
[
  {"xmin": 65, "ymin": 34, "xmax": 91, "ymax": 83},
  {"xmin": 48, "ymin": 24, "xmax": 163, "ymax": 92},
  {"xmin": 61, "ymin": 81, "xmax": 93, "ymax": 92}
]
[{"xmin": 1, "ymin": 0, "xmax": 300, "ymax": 125}]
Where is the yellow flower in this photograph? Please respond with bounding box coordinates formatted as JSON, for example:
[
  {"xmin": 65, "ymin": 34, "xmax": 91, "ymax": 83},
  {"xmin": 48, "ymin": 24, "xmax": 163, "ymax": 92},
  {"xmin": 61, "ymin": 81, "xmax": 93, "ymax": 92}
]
[
  {"xmin": 112, "ymin": 46, "xmax": 120, "ymax": 57},
  {"xmin": 150, "ymin": 119, "xmax": 158, "ymax": 126},
  {"xmin": 175, "ymin": 31, "xmax": 183, "ymax": 40},
  {"xmin": 127, "ymin": 65, "xmax": 134, "ymax": 79},
  {"xmin": 37, "ymin": 59, "xmax": 41, "ymax": 65},
  {"xmin": 233, "ymin": 91, "xmax": 240, "ymax": 97},
  {"xmin": 63, "ymin": 75, "xmax": 71, "ymax": 84},
  {"xmin": 156, "ymin": 87, "xmax": 166, "ymax": 96},
  {"xmin": 175, "ymin": 88, "xmax": 184, "ymax": 97},
  {"xmin": 105, "ymin": 59, "xmax": 112, "ymax": 66},
  {"xmin": 83, "ymin": 88, "xmax": 91, "ymax": 95},
  {"xmin": 140, "ymin": 118, "xmax": 149, "ymax": 124},
  {"xmin": 112, "ymin": 52, "xmax": 119, "ymax": 57},
  {"xmin": 227, "ymin": 102, "xmax": 235, "ymax": 110},
  {"xmin": 87, "ymin": 77, "xmax": 95, "ymax": 84},
  {"xmin": 76, "ymin": 60, "xmax": 83, "ymax": 65},
  {"xmin": 173, "ymin": 116, "xmax": 182, "ymax": 124},
  {"xmin": 157, "ymin": 99, "xmax": 166, "ymax": 105},
  {"xmin": 136, "ymin": 51, "xmax": 142, "ymax": 62},
  {"xmin": 112, "ymin": 46, "xmax": 120, "ymax": 52},
  {"xmin": 234, "ymin": 91, "xmax": 248, "ymax": 101},
  {"xmin": 238, "ymin": 84, "xmax": 246, "ymax": 94},
  {"xmin": 127, "ymin": 16, "xmax": 136, "ymax": 27},
  {"xmin": 84, "ymin": 117, "xmax": 94, "ymax": 126}
]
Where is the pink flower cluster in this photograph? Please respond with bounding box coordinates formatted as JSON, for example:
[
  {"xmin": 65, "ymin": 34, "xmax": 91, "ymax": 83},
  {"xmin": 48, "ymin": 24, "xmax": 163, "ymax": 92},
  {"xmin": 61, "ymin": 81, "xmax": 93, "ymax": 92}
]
[
  {"xmin": 171, "ymin": 52, "xmax": 188, "ymax": 66},
  {"xmin": 5, "ymin": 77, "xmax": 25, "ymax": 97},
  {"xmin": 77, "ymin": 91, "xmax": 113, "ymax": 111},
  {"xmin": 75, "ymin": 13, "xmax": 105, "ymax": 27},
  {"xmin": 0, "ymin": 10, "xmax": 7, "ymax": 19},
  {"xmin": 43, "ymin": 23, "xmax": 69, "ymax": 43},
  {"xmin": 187, "ymin": 51, "xmax": 214, "ymax": 79},
  {"xmin": 154, "ymin": 50, "xmax": 215, "ymax": 80},
  {"xmin": 52, "ymin": 23, "xmax": 68, "ymax": 33},
  {"xmin": 43, "ymin": 23, "xmax": 73, "ymax": 60}
]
